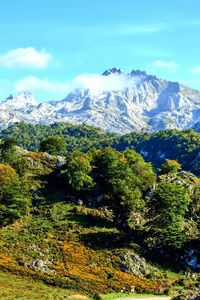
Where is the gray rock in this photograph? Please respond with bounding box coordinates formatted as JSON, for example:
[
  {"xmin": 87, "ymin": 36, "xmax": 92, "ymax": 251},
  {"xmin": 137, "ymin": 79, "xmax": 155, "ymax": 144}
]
[
  {"xmin": 55, "ymin": 156, "xmax": 66, "ymax": 168},
  {"xmin": 120, "ymin": 252, "xmax": 158, "ymax": 277},
  {"xmin": 30, "ymin": 259, "xmax": 53, "ymax": 273},
  {"xmin": 77, "ymin": 199, "xmax": 83, "ymax": 205}
]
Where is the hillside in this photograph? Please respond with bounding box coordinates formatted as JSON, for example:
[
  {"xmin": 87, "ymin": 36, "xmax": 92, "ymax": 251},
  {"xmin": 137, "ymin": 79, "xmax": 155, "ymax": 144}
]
[
  {"xmin": 0, "ymin": 270, "xmax": 81, "ymax": 300},
  {"xmin": 114, "ymin": 129, "xmax": 200, "ymax": 176},
  {"xmin": 0, "ymin": 150, "xmax": 164, "ymax": 295},
  {"xmin": 0, "ymin": 137, "xmax": 199, "ymax": 298}
]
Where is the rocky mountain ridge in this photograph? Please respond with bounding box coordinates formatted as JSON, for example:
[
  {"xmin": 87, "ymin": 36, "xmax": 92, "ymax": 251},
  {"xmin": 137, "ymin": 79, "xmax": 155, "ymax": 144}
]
[{"xmin": 1, "ymin": 68, "xmax": 200, "ymax": 134}]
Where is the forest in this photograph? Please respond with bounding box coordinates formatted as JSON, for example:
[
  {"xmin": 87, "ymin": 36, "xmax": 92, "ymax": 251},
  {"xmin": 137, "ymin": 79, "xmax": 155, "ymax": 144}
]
[{"xmin": 1, "ymin": 122, "xmax": 200, "ymax": 175}]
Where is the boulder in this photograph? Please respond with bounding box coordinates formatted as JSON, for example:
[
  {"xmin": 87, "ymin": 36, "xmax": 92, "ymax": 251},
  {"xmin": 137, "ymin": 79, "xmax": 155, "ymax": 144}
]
[{"xmin": 30, "ymin": 259, "xmax": 53, "ymax": 272}]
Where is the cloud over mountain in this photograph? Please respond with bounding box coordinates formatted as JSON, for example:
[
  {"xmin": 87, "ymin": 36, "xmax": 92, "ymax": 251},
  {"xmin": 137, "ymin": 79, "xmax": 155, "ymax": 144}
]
[{"xmin": 14, "ymin": 70, "xmax": 143, "ymax": 98}]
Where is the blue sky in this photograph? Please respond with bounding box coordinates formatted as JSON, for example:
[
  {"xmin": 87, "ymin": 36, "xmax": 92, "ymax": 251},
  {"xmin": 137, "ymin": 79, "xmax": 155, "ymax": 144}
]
[{"xmin": 1, "ymin": 0, "xmax": 200, "ymax": 101}]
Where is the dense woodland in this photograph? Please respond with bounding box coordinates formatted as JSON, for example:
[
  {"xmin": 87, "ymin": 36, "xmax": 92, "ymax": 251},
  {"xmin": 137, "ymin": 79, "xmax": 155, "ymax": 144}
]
[
  {"xmin": 1, "ymin": 122, "xmax": 200, "ymax": 175},
  {"xmin": 0, "ymin": 122, "xmax": 200, "ymax": 297}
]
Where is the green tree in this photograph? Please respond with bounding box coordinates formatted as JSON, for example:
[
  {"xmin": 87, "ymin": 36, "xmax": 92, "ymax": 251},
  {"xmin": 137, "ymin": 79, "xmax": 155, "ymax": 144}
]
[
  {"xmin": 65, "ymin": 150, "xmax": 94, "ymax": 193},
  {"xmin": 160, "ymin": 159, "xmax": 182, "ymax": 174},
  {"xmin": 124, "ymin": 149, "xmax": 156, "ymax": 190},
  {"xmin": 91, "ymin": 148, "xmax": 146, "ymax": 229},
  {"xmin": 0, "ymin": 137, "xmax": 19, "ymax": 165},
  {"xmin": 40, "ymin": 136, "xmax": 66, "ymax": 155},
  {"xmin": 0, "ymin": 138, "xmax": 30, "ymax": 177},
  {"xmin": 148, "ymin": 181, "xmax": 191, "ymax": 249},
  {"xmin": 0, "ymin": 163, "xmax": 16, "ymax": 193},
  {"xmin": 0, "ymin": 137, "xmax": 19, "ymax": 150},
  {"xmin": 0, "ymin": 163, "xmax": 31, "ymax": 226},
  {"xmin": 12, "ymin": 157, "xmax": 30, "ymax": 178}
]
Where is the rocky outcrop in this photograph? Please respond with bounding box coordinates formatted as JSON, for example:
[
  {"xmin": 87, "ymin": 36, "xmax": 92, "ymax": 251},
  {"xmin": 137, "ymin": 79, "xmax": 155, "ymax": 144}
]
[
  {"xmin": 30, "ymin": 259, "xmax": 54, "ymax": 273},
  {"xmin": 120, "ymin": 251, "xmax": 159, "ymax": 277}
]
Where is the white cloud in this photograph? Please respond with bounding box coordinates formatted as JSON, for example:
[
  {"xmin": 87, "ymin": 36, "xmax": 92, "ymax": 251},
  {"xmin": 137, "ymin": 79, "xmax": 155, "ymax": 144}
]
[
  {"xmin": 191, "ymin": 65, "xmax": 200, "ymax": 74},
  {"xmin": 73, "ymin": 73, "xmax": 141, "ymax": 94},
  {"xmin": 0, "ymin": 47, "xmax": 52, "ymax": 69},
  {"xmin": 15, "ymin": 76, "xmax": 69, "ymax": 93},
  {"xmin": 152, "ymin": 60, "xmax": 179, "ymax": 71},
  {"xmin": 14, "ymin": 72, "xmax": 143, "ymax": 97}
]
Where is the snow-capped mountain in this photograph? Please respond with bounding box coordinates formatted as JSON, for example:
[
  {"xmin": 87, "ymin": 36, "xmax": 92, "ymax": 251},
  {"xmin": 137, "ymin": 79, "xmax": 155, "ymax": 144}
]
[
  {"xmin": 192, "ymin": 122, "xmax": 200, "ymax": 132},
  {"xmin": 1, "ymin": 68, "xmax": 200, "ymax": 134},
  {"xmin": 1, "ymin": 91, "xmax": 37, "ymax": 110}
]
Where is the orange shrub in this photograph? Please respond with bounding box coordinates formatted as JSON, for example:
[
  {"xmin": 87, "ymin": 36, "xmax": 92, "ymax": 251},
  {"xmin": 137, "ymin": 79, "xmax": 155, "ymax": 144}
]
[{"xmin": 0, "ymin": 163, "xmax": 17, "ymax": 185}]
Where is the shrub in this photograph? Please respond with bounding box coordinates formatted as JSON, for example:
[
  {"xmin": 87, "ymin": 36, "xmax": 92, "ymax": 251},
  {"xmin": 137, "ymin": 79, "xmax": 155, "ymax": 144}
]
[{"xmin": 0, "ymin": 163, "xmax": 31, "ymax": 226}]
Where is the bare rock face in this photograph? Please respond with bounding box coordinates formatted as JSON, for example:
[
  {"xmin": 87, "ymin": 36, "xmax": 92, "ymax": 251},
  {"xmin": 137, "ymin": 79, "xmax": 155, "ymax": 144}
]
[
  {"xmin": 1, "ymin": 69, "xmax": 200, "ymax": 134},
  {"xmin": 193, "ymin": 122, "xmax": 200, "ymax": 132},
  {"xmin": 120, "ymin": 251, "xmax": 158, "ymax": 277},
  {"xmin": 30, "ymin": 259, "xmax": 53, "ymax": 272}
]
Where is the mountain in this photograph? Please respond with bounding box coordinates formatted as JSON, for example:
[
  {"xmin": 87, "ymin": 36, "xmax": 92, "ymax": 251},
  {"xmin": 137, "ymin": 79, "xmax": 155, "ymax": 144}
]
[
  {"xmin": 1, "ymin": 68, "xmax": 200, "ymax": 134},
  {"xmin": 193, "ymin": 122, "xmax": 200, "ymax": 132},
  {"xmin": 0, "ymin": 91, "xmax": 37, "ymax": 130}
]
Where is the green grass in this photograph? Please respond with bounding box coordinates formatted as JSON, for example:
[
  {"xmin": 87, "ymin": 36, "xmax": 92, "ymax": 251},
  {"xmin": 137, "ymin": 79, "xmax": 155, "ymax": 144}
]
[
  {"xmin": 0, "ymin": 197, "xmax": 183, "ymax": 295},
  {"xmin": 0, "ymin": 270, "xmax": 84, "ymax": 300},
  {"xmin": 0, "ymin": 269, "xmax": 174, "ymax": 300},
  {"xmin": 101, "ymin": 292, "xmax": 169, "ymax": 300}
]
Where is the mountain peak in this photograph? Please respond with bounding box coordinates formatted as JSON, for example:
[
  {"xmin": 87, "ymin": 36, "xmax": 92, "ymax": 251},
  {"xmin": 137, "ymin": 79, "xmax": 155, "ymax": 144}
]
[
  {"xmin": 6, "ymin": 91, "xmax": 34, "ymax": 100},
  {"xmin": 6, "ymin": 94, "xmax": 14, "ymax": 100},
  {"xmin": 2, "ymin": 91, "xmax": 37, "ymax": 110},
  {"xmin": 102, "ymin": 67, "xmax": 123, "ymax": 76},
  {"xmin": 130, "ymin": 69, "xmax": 159, "ymax": 82},
  {"xmin": 130, "ymin": 69, "xmax": 147, "ymax": 77},
  {"xmin": 15, "ymin": 91, "xmax": 36, "ymax": 106},
  {"xmin": 17, "ymin": 90, "xmax": 35, "ymax": 99}
]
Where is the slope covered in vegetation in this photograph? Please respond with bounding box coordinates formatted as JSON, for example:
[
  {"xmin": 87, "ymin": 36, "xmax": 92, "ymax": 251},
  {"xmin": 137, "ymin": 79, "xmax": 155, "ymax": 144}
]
[
  {"xmin": 115, "ymin": 129, "xmax": 200, "ymax": 176},
  {"xmin": 1, "ymin": 122, "xmax": 200, "ymax": 175},
  {"xmin": 0, "ymin": 122, "xmax": 116, "ymax": 153},
  {"xmin": 0, "ymin": 135, "xmax": 199, "ymax": 298}
]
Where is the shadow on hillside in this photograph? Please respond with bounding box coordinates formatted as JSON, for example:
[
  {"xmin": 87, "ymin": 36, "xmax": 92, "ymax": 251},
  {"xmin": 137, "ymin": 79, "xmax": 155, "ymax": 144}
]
[
  {"xmin": 67, "ymin": 213, "xmax": 114, "ymax": 229},
  {"xmin": 80, "ymin": 231, "xmax": 132, "ymax": 249},
  {"xmin": 31, "ymin": 172, "xmax": 68, "ymax": 206},
  {"xmin": 80, "ymin": 231, "xmax": 184, "ymax": 273}
]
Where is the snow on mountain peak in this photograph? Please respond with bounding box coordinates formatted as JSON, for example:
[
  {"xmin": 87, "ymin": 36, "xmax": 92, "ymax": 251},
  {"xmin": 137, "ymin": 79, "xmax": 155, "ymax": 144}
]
[
  {"xmin": 16, "ymin": 91, "xmax": 37, "ymax": 105},
  {"xmin": 0, "ymin": 69, "xmax": 200, "ymax": 134},
  {"xmin": 0, "ymin": 92, "xmax": 37, "ymax": 131},
  {"xmin": 2, "ymin": 91, "xmax": 37, "ymax": 110}
]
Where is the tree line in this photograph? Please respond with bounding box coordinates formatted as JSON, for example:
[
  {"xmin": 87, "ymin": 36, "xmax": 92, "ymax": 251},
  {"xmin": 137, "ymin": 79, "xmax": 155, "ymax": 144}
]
[{"xmin": 1, "ymin": 122, "xmax": 200, "ymax": 175}]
